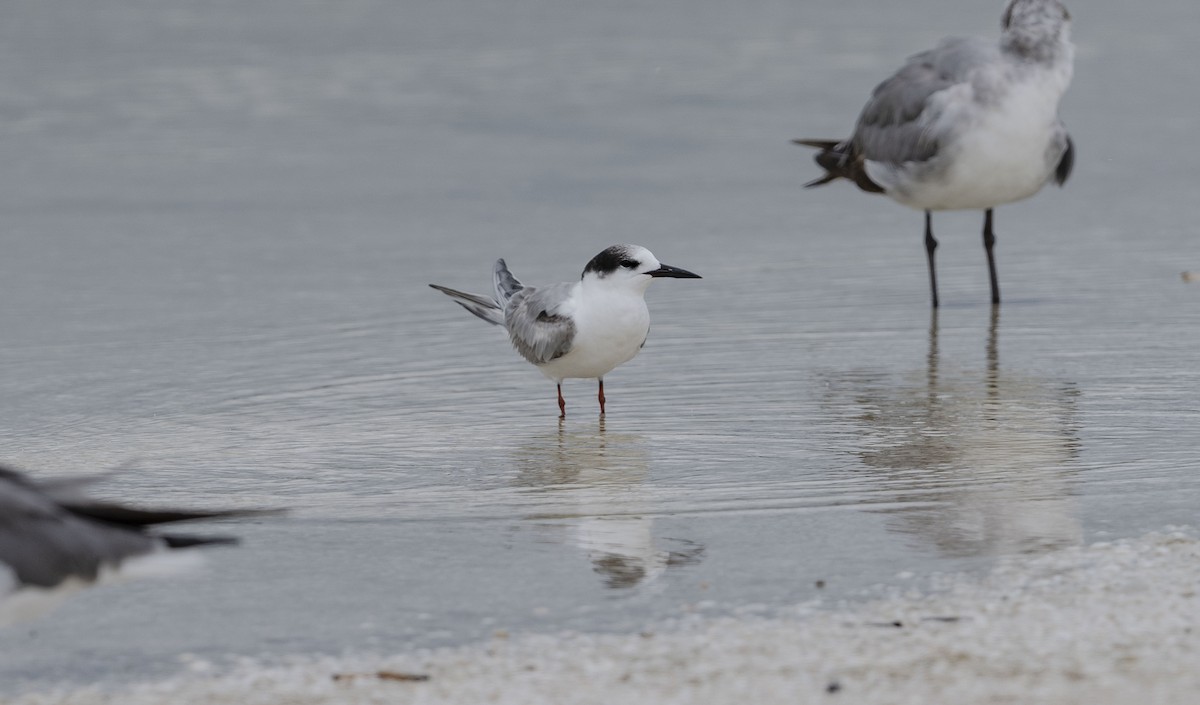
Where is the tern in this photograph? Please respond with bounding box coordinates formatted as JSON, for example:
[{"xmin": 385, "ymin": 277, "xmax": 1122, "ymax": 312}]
[
  {"xmin": 430, "ymin": 244, "xmax": 701, "ymax": 417},
  {"xmin": 795, "ymin": 0, "xmax": 1075, "ymax": 307}
]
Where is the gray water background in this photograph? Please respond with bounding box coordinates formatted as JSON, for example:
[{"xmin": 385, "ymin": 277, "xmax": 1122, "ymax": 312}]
[{"xmin": 1, "ymin": 0, "xmax": 1198, "ymax": 693}]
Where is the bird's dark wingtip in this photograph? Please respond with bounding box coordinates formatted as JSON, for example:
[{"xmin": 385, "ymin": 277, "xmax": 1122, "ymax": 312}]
[
  {"xmin": 803, "ymin": 174, "xmax": 839, "ymax": 189},
  {"xmin": 62, "ymin": 502, "xmax": 284, "ymax": 527},
  {"xmin": 792, "ymin": 138, "xmax": 841, "ymax": 150}
]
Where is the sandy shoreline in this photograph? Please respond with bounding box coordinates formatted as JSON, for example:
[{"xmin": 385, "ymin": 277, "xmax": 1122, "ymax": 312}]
[{"xmin": 11, "ymin": 528, "xmax": 1200, "ymax": 705}]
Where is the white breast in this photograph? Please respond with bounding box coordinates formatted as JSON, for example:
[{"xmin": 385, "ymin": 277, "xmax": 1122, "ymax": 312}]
[
  {"xmin": 872, "ymin": 58, "xmax": 1072, "ymax": 212},
  {"xmin": 537, "ymin": 288, "xmax": 650, "ymax": 382}
]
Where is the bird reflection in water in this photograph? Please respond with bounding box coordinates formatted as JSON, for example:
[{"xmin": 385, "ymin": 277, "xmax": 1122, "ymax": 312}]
[
  {"xmin": 825, "ymin": 308, "xmax": 1082, "ymax": 558},
  {"xmin": 511, "ymin": 420, "xmax": 703, "ymax": 589}
]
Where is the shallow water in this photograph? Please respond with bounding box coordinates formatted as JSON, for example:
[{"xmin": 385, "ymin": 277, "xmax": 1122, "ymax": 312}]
[{"xmin": 2, "ymin": 0, "xmax": 1199, "ymax": 693}]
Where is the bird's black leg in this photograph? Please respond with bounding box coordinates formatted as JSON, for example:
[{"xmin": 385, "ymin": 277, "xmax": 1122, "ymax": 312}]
[
  {"xmin": 924, "ymin": 210, "xmax": 940, "ymax": 309},
  {"xmin": 597, "ymin": 378, "xmax": 606, "ymax": 415},
  {"xmin": 557, "ymin": 384, "xmax": 566, "ymax": 418},
  {"xmin": 983, "ymin": 208, "xmax": 1001, "ymax": 305}
]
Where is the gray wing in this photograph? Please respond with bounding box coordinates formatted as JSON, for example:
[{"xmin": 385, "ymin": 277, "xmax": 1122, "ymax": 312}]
[
  {"xmin": 504, "ymin": 283, "xmax": 577, "ymax": 365},
  {"xmin": 852, "ymin": 37, "xmax": 996, "ymax": 165}
]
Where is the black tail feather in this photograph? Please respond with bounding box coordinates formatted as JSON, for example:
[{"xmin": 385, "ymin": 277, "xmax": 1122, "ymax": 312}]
[{"xmin": 793, "ymin": 138, "xmax": 884, "ymax": 194}]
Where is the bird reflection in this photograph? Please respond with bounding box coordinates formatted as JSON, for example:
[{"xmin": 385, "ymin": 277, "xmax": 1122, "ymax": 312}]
[
  {"xmin": 826, "ymin": 308, "xmax": 1082, "ymax": 558},
  {"xmin": 511, "ymin": 421, "xmax": 703, "ymax": 589}
]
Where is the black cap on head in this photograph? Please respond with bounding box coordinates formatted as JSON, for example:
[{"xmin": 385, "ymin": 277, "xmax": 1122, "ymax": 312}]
[{"xmin": 581, "ymin": 245, "xmax": 640, "ymax": 279}]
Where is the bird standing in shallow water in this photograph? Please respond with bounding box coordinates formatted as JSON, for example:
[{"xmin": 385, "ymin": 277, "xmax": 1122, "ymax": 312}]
[
  {"xmin": 430, "ymin": 245, "xmax": 701, "ymax": 417},
  {"xmin": 795, "ymin": 0, "xmax": 1075, "ymax": 308}
]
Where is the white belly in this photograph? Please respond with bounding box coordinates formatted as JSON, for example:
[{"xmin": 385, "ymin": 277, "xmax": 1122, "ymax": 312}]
[
  {"xmin": 537, "ymin": 294, "xmax": 650, "ymax": 382},
  {"xmin": 926, "ymin": 103, "xmax": 1058, "ymax": 209},
  {"xmin": 871, "ymin": 67, "xmax": 1069, "ymax": 212}
]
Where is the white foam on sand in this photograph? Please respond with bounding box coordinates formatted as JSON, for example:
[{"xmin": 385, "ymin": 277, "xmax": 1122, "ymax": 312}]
[{"xmin": 13, "ymin": 529, "xmax": 1200, "ymax": 705}]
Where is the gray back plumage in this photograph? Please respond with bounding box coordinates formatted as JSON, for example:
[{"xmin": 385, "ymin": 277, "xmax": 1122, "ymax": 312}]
[
  {"xmin": 852, "ymin": 37, "xmax": 996, "ymax": 166},
  {"xmin": 504, "ymin": 283, "xmax": 577, "ymax": 365}
]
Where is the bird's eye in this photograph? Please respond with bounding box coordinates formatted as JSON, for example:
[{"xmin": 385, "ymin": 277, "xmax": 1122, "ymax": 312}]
[{"xmin": 619, "ymin": 259, "xmax": 640, "ymax": 269}]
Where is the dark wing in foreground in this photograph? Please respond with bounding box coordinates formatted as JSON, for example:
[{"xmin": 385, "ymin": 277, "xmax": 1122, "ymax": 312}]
[{"xmin": 0, "ymin": 465, "xmax": 259, "ymax": 590}]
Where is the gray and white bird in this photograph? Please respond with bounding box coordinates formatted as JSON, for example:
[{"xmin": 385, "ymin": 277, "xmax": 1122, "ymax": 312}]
[
  {"xmin": 0, "ymin": 465, "xmax": 253, "ymax": 624},
  {"xmin": 795, "ymin": 0, "xmax": 1075, "ymax": 307},
  {"xmin": 430, "ymin": 245, "xmax": 701, "ymax": 417}
]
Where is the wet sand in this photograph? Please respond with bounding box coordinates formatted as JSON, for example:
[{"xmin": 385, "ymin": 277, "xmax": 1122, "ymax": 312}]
[{"xmin": 13, "ymin": 528, "xmax": 1197, "ymax": 705}]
